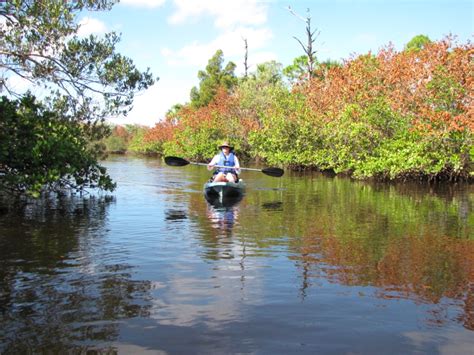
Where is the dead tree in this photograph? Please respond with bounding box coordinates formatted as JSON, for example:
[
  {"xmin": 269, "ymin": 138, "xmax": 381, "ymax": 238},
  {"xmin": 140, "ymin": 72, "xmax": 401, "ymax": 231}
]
[
  {"xmin": 287, "ymin": 7, "xmax": 320, "ymax": 80},
  {"xmin": 243, "ymin": 38, "xmax": 249, "ymax": 79}
]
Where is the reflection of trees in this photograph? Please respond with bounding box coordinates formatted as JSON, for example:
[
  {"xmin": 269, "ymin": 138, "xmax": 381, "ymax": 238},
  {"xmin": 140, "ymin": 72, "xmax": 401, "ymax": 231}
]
[
  {"xmin": 282, "ymin": 178, "xmax": 474, "ymax": 330},
  {"xmin": 290, "ymin": 231, "xmax": 474, "ymax": 329},
  {"xmin": 0, "ymin": 195, "xmax": 152, "ymax": 352},
  {"xmin": 187, "ymin": 174, "xmax": 473, "ymax": 329}
]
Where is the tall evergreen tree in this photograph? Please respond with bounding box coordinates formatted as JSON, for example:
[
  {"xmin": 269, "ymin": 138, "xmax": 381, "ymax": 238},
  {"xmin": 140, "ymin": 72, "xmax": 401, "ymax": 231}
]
[
  {"xmin": 404, "ymin": 34, "xmax": 432, "ymax": 52},
  {"xmin": 190, "ymin": 50, "xmax": 237, "ymax": 108}
]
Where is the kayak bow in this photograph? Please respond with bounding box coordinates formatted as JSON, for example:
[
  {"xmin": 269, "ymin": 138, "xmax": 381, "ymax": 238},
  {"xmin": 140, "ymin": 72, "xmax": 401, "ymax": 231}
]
[{"xmin": 204, "ymin": 180, "xmax": 245, "ymax": 199}]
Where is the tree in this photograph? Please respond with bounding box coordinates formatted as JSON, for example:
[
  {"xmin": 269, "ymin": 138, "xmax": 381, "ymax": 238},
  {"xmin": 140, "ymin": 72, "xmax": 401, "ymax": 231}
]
[
  {"xmin": 234, "ymin": 60, "xmax": 288, "ymax": 149},
  {"xmin": 404, "ymin": 34, "xmax": 432, "ymax": 52},
  {"xmin": 190, "ymin": 49, "xmax": 237, "ymax": 108},
  {"xmin": 283, "ymin": 55, "xmax": 308, "ymax": 85},
  {"xmin": 252, "ymin": 61, "xmax": 284, "ymax": 85},
  {"xmin": 104, "ymin": 125, "xmax": 129, "ymax": 153},
  {"xmin": 284, "ymin": 55, "xmax": 342, "ymax": 86},
  {"xmin": 0, "ymin": 0, "xmax": 155, "ymax": 196},
  {"xmin": 287, "ymin": 7, "xmax": 319, "ymax": 80},
  {"xmin": 0, "ymin": 95, "xmax": 115, "ymax": 196}
]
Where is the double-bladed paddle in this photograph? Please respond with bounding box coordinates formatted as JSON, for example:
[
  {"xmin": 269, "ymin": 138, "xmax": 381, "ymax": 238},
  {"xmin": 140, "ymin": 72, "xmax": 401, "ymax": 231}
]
[{"xmin": 164, "ymin": 156, "xmax": 284, "ymax": 177}]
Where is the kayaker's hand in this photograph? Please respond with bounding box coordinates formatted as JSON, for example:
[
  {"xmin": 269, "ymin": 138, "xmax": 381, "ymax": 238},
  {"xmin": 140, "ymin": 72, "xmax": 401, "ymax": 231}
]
[{"xmin": 207, "ymin": 164, "xmax": 214, "ymax": 171}]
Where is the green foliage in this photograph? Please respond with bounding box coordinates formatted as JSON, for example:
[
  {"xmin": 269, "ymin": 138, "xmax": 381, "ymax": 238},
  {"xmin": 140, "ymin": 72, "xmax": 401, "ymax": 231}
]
[
  {"xmin": 253, "ymin": 61, "xmax": 284, "ymax": 85},
  {"xmin": 0, "ymin": 0, "xmax": 155, "ymax": 195},
  {"xmin": 358, "ymin": 134, "xmax": 435, "ymax": 179},
  {"xmin": 283, "ymin": 55, "xmax": 308, "ymax": 85},
  {"xmin": 233, "ymin": 61, "xmax": 289, "ymax": 152},
  {"xmin": 190, "ymin": 49, "xmax": 237, "ymax": 108},
  {"xmin": 163, "ymin": 126, "xmax": 223, "ymax": 161},
  {"xmin": 318, "ymin": 105, "xmax": 382, "ymax": 173},
  {"xmin": 151, "ymin": 37, "xmax": 472, "ymax": 182},
  {"xmin": 237, "ymin": 64, "xmax": 286, "ymax": 114},
  {"xmin": 104, "ymin": 135, "xmax": 127, "ymax": 153},
  {"xmin": 1, "ymin": 1, "xmax": 155, "ymax": 121},
  {"xmin": 404, "ymin": 34, "xmax": 432, "ymax": 52},
  {"xmin": 284, "ymin": 56, "xmax": 342, "ymax": 85},
  {"xmin": 248, "ymin": 91, "xmax": 321, "ymax": 167},
  {"xmin": 246, "ymin": 88, "xmax": 472, "ymax": 181},
  {"xmin": 128, "ymin": 127, "xmax": 161, "ymax": 154},
  {"xmin": 0, "ymin": 95, "xmax": 115, "ymax": 197},
  {"xmin": 238, "ymin": 61, "xmax": 287, "ymax": 102}
]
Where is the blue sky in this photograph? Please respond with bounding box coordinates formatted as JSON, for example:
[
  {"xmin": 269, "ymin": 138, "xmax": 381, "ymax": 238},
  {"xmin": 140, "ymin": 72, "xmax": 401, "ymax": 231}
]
[{"xmin": 76, "ymin": 0, "xmax": 473, "ymax": 126}]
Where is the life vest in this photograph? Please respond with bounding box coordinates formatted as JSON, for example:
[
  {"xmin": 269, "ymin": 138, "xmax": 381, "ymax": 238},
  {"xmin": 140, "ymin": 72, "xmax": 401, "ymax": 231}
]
[{"xmin": 217, "ymin": 152, "xmax": 236, "ymax": 174}]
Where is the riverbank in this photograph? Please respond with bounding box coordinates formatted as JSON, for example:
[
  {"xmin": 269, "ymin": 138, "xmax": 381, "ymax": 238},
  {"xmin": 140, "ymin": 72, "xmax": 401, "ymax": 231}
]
[{"xmin": 105, "ymin": 150, "xmax": 473, "ymax": 184}]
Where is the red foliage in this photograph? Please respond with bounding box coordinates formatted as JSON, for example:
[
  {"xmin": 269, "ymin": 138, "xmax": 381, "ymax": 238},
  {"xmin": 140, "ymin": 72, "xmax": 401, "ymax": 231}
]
[
  {"xmin": 302, "ymin": 36, "xmax": 473, "ymax": 136},
  {"xmin": 146, "ymin": 37, "xmax": 472, "ymax": 155},
  {"xmin": 145, "ymin": 87, "xmax": 236, "ymax": 145},
  {"xmin": 144, "ymin": 119, "xmax": 175, "ymax": 143},
  {"xmin": 114, "ymin": 125, "xmax": 128, "ymax": 138},
  {"xmin": 111, "ymin": 125, "xmax": 131, "ymax": 143}
]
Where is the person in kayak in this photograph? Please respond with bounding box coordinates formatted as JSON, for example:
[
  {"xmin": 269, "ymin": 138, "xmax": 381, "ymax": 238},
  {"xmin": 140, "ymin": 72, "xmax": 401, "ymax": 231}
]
[{"xmin": 207, "ymin": 141, "xmax": 241, "ymax": 182}]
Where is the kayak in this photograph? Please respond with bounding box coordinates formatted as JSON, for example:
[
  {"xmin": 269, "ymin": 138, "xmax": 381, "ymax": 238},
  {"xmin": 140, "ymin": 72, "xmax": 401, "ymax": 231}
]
[{"xmin": 203, "ymin": 180, "xmax": 245, "ymax": 199}]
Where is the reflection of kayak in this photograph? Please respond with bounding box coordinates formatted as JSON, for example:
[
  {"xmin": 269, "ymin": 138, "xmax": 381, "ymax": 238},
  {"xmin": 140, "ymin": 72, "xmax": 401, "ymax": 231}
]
[
  {"xmin": 204, "ymin": 193, "xmax": 243, "ymax": 208},
  {"xmin": 203, "ymin": 180, "xmax": 245, "ymax": 199}
]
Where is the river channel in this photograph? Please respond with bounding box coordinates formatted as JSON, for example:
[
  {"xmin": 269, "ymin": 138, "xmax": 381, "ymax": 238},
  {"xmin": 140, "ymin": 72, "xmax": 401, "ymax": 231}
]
[{"xmin": 0, "ymin": 155, "xmax": 473, "ymax": 354}]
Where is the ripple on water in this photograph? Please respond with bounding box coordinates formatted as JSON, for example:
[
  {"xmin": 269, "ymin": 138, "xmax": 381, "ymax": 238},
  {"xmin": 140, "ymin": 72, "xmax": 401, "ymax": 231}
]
[{"xmin": 1, "ymin": 156, "xmax": 472, "ymax": 353}]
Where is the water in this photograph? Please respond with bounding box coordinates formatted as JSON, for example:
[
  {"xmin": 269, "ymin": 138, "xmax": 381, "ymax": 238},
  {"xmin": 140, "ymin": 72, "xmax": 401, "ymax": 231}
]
[{"xmin": 0, "ymin": 155, "xmax": 473, "ymax": 354}]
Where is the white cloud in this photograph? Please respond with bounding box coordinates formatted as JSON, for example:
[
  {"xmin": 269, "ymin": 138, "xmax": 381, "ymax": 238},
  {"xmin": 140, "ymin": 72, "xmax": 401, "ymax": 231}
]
[
  {"xmin": 77, "ymin": 17, "xmax": 108, "ymax": 36},
  {"xmin": 161, "ymin": 26, "xmax": 274, "ymax": 69},
  {"xmin": 108, "ymin": 0, "xmax": 274, "ymax": 126},
  {"xmin": 109, "ymin": 77, "xmax": 191, "ymax": 127},
  {"xmin": 169, "ymin": 0, "xmax": 268, "ymax": 29},
  {"xmin": 120, "ymin": 0, "xmax": 166, "ymax": 8}
]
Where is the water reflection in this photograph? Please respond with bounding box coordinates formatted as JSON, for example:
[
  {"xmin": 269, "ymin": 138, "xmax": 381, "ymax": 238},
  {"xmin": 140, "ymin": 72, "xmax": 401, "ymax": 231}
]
[
  {"xmin": 206, "ymin": 199, "xmax": 240, "ymax": 234},
  {"xmin": 1, "ymin": 157, "xmax": 473, "ymax": 353},
  {"xmin": 261, "ymin": 201, "xmax": 283, "ymax": 211},
  {"xmin": 0, "ymin": 195, "xmax": 153, "ymax": 353},
  {"xmin": 196, "ymin": 174, "xmax": 474, "ymax": 330},
  {"xmin": 204, "ymin": 194, "xmax": 242, "ymax": 233},
  {"xmin": 289, "ymin": 232, "xmax": 474, "ymax": 329},
  {"xmin": 204, "ymin": 193, "xmax": 243, "ymax": 209}
]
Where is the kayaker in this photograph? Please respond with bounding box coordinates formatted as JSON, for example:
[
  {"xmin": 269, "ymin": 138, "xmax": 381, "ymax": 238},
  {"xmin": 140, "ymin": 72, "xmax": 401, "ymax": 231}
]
[{"xmin": 207, "ymin": 141, "xmax": 241, "ymax": 182}]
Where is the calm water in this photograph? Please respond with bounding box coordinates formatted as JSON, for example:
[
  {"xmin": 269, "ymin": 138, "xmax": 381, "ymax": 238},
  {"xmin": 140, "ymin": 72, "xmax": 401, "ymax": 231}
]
[{"xmin": 0, "ymin": 156, "xmax": 473, "ymax": 354}]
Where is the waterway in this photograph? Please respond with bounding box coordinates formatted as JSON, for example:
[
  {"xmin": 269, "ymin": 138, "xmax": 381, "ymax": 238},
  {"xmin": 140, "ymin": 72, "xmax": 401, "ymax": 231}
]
[{"xmin": 0, "ymin": 155, "xmax": 472, "ymax": 354}]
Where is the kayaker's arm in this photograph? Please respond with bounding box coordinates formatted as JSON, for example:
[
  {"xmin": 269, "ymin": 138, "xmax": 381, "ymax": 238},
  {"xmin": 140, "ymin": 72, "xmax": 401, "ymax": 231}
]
[
  {"xmin": 207, "ymin": 155, "xmax": 219, "ymax": 171},
  {"xmin": 234, "ymin": 156, "xmax": 241, "ymax": 175}
]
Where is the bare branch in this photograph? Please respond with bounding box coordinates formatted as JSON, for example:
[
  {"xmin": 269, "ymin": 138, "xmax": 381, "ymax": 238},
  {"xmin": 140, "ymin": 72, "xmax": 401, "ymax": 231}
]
[{"xmin": 287, "ymin": 7, "xmax": 319, "ymax": 80}]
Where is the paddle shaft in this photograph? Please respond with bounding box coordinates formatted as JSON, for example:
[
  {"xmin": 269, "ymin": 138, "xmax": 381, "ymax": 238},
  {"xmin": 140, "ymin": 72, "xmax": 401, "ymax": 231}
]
[
  {"xmin": 164, "ymin": 156, "xmax": 284, "ymax": 177},
  {"xmin": 190, "ymin": 162, "xmax": 262, "ymax": 172}
]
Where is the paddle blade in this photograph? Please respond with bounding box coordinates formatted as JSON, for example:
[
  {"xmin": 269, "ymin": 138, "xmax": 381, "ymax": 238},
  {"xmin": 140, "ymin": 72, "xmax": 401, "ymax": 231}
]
[
  {"xmin": 262, "ymin": 167, "xmax": 284, "ymax": 177},
  {"xmin": 164, "ymin": 156, "xmax": 190, "ymax": 167}
]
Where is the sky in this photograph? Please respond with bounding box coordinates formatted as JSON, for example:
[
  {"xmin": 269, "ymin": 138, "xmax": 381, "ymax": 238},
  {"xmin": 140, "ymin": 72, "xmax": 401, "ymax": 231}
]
[{"xmin": 76, "ymin": 0, "xmax": 473, "ymax": 127}]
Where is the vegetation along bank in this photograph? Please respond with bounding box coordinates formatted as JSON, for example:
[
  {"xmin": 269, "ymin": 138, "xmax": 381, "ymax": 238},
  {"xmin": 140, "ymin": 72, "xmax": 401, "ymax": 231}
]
[{"xmin": 108, "ymin": 37, "xmax": 473, "ymax": 182}]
